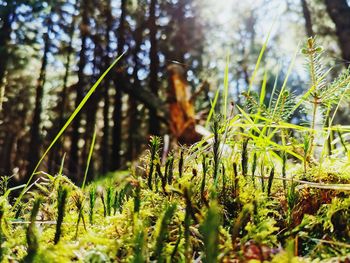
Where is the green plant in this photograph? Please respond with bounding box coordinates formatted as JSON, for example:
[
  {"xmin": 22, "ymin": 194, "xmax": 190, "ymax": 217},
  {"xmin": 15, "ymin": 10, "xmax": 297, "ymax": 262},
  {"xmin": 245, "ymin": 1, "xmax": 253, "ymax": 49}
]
[
  {"xmin": 153, "ymin": 203, "xmax": 177, "ymax": 262},
  {"xmin": 89, "ymin": 187, "xmax": 96, "ymax": 224},
  {"xmin": 242, "ymin": 139, "xmax": 249, "ymax": 177},
  {"xmin": 54, "ymin": 186, "xmax": 68, "ymax": 244},
  {"xmin": 24, "ymin": 197, "xmax": 42, "ymax": 262},
  {"xmin": 212, "ymin": 115, "xmax": 221, "ymax": 186},
  {"xmin": 267, "ymin": 167, "xmax": 275, "ymax": 197},
  {"xmin": 106, "ymin": 186, "xmax": 113, "ymax": 216},
  {"xmin": 200, "ymin": 202, "xmax": 221, "ymax": 263},
  {"xmin": 178, "ymin": 148, "xmax": 184, "ymax": 178},
  {"xmin": 148, "ymin": 136, "xmax": 161, "ymax": 190},
  {"xmin": 0, "ymin": 203, "xmax": 4, "ymax": 262}
]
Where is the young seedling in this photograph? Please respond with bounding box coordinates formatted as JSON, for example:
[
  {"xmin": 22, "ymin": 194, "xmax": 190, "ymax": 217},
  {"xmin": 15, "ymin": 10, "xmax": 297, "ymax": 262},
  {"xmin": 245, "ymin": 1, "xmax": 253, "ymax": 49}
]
[
  {"xmin": 282, "ymin": 152, "xmax": 287, "ymax": 191},
  {"xmin": 337, "ymin": 129, "xmax": 348, "ymax": 154},
  {"xmin": 287, "ymin": 181, "xmax": 298, "ymax": 224},
  {"xmin": 221, "ymin": 163, "xmax": 226, "ymax": 196},
  {"xmin": 200, "ymin": 202, "xmax": 221, "ymax": 263},
  {"xmin": 212, "ymin": 116, "xmax": 221, "ymax": 186},
  {"xmin": 231, "ymin": 204, "xmax": 252, "ymax": 248},
  {"xmin": 241, "ymin": 139, "xmax": 249, "ymax": 177},
  {"xmin": 252, "ymin": 152, "xmax": 257, "ymax": 186},
  {"xmin": 148, "ymin": 136, "xmax": 161, "ymax": 190},
  {"xmin": 0, "ymin": 203, "xmax": 3, "ymax": 261},
  {"xmin": 232, "ymin": 163, "xmax": 239, "ymax": 198},
  {"xmin": 106, "ymin": 186, "xmax": 113, "ymax": 216},
  {"xmin": 89, "ymin": 187, "xmax": 96, "ymax": 224},
  {"xmin": 25, "ymin": 198, "xmax": 42, "ymax": 262},
  {"xmin": 170, "ymin": 226, "xmax": 182, "ymax": 261},
  {"xmin": 260, "ymin": 161, "xmax": 265, "ymax": 192},
  {"xmin": 54, "ymin": 186, "xmax": 68, "ymax": 244},
  {"xmin": 303, "ymin": 135, "xmax": 310, "ymax": 176},
  {"xmin": 113, "ymin": 190, "xmax": 119, "ymax": 215},
  {"xmin": 100, "ymin": 189, "xmax": 107, "ymax": 217},
  {"xmin": 178, "ymin": 148, "xmax": 184, "ymax": 178},
  {"xmin": 201, "ymin": 155, "xmax": 208, "ymax": 204},
  {"xmin": 73, "ymin": 192, "xmax": 86, "ymax": 239},
  {"xmin": 132, "ymin": 230, "xmax": 145, "ymax": 263},
  {"xmin": 153, "ymin": 203, "xmax": 177, "ymax": 262},
  {"xmin": 156, "ymin": 163, "xmax": 166, "ymax": 193},
  {"xmin": 267, "ymin": 167, "xmax": 275, "ymax": 197},
  {"xmin": 134, "ymin": 182, "xmax": 141, "ymax": 214},
  {"xmin": 165, "ymin": 152, "xmax": 174, "ymax": 185}
]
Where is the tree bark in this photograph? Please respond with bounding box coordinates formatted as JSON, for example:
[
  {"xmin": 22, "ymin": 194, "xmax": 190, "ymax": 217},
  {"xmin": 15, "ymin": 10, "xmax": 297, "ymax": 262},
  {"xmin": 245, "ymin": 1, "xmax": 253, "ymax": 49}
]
[
  {"xmin": 148, "ymin": 0, "xmax": 160, "ymax": 136},
  {"xmin": 325, "ymin": 0, "xmax": 350, "ymax": 64},
  {"xmin": 301, "ymin": 0, "xmax": 314, "ymax": 37},
  {"xmin": 110, "ymin": 0, "xmax": 127, "ymax": 171},
  {"xmin": 69, "ymin": 0, "xmax": 89, "ymax": 181}
]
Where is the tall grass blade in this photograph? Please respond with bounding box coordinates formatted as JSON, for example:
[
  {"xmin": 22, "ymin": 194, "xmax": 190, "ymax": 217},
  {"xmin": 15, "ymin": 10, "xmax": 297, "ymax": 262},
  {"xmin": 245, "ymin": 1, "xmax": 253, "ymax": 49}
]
[
  {"xmin": 82, "ymin": 126, "xmax": 97, "ymax": 190},
  {"xmin": 223, "ymin": 54, "xmax": 230, "ymax": 120},
  {"xmin": 13, "ymin": 53, "xmax": 125, "ymax": 210}
]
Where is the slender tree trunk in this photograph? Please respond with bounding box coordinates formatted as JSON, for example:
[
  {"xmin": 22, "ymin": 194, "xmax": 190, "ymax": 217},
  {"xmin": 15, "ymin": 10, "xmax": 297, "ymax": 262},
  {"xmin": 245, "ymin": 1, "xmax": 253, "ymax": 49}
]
[
  {"xmin": 81, "ymin": 36, "xmax": 103, "ymax": 182},
  {"xmin": 127, "ymin": 25, "xmax": 143, "ymax": 162},
  {"xmin": 69, "ymin": 0, "xmax": 89, "ymax": 181},
  {"xmin": 301, "ymin": 0, "xmax": 314, "ymax": 37},
  {"xmin": 149, "ymin": 0, "xmax": 160, "ymax": 135},
  {"xmin": 24, "ymin": 17, "xmax": 52, "ymax": 182},
  {"xmin": 173, "ymin": 0, "xmax": 186, "ymax": 63},
  {"xmin": 325, "ymin": 0, "xmax": 350, "ymax": 64},
  {"xmin": 110, "ymin": 0, "xmax": 127, "ymax": 171},
  {"xmin": 101, "ymin": 0, "xmax": 113, "ymax": 174}
]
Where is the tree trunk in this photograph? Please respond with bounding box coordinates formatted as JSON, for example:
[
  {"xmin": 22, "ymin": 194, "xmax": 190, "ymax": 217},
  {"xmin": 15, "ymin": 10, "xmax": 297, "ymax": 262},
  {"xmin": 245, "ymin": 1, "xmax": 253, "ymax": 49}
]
[
  {"xmin": 325, "ymin": 0, "xmax": 350, "ymax": 64},
  {"xmin": 101, "ymin": 0, "xmax": 113, "ymax": 174},
  {"xmin": 148, "ymin": 0, "xmax": 160, "ymax": 136},
  {"xmin": 301, "ymin": 0, "xmax": 314, "ymax": 37},
  {"xmin": 49, "ymin": 2, "xmax": 78, "ymax": 173},
  {"xmin": 0, "ymin": 1, "xmax": 15, "ymax": 86},
  {"xmin": 69, "ymin": 0, "xmax": 89, "ymax": 181},
  {"xmin": 81, "ymin": 35, "xmax": 103, "ymax": 182},
  {"xmin": 0, "ymin": 134, "xmax": 15, "ymax": 176},
  {"xmin": 173, "ymin": 0, "xmax": 186, "ymax": 63},
  {"xmin": 127, "ymin": 24, "xmax": 143, "ymax": 162},
  {"xmin": 24, "ymin": 17, "xmax": 52, "ymax": 182},
  {"xmin": 110, "ymin": 0, "xmax": 127, "ymax": 171}
]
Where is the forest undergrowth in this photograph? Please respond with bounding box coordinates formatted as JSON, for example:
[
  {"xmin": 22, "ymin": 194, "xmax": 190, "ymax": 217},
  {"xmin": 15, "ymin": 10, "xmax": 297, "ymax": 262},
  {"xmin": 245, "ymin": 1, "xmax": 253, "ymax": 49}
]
[{"xmin": 2, "ymin": 38, "xmax": 350, "ymax": 262}]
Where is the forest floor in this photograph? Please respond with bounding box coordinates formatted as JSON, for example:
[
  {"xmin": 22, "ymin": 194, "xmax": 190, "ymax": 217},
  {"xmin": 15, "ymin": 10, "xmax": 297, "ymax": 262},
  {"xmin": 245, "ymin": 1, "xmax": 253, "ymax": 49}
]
[{"xmin": 2, "ymin": 134, "xmax": 350, "ymax": 263}]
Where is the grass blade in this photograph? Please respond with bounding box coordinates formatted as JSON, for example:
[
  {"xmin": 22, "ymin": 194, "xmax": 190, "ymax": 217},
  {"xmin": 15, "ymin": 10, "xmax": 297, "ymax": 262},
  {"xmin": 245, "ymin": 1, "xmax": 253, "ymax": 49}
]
[{"xmin": 13, "ymin": 53, "xmax": 125, "ymax": 210}]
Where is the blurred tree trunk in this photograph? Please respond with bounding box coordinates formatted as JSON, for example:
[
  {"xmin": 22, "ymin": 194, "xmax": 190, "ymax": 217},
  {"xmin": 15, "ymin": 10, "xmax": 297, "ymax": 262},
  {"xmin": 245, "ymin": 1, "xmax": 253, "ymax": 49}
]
[
  {"xmin": 173, "ymin": 0, "xmax": 186, "ymax": 62},
  {"xmin": 110, "ymin": 0, "xmax": 127, "ymax": 171},
  {"xmin": 325, "ymin": 0, "xmax": 350, "ymax": 64},
  {"xmin": 149, "ymin": 0, "xmax": 160, "ymax": 136},
  {"xmin": 301, "ymin": 0, "xmax": 314, "ymax": 37},
  {"xmin": 49, "ymin": 2, "xmax": 78, "ymax": 173},
  {"xmin": 101, "ymin": 0, "xmax": 113, "ymax": 174},
  {"xmin": 0, "ymin": 1, "xmax": 15, "ymax": 86},
  {"xmin": 81, "ymin": 35, "xmax": 103, "ymax": 181},
  {"xmin": 69, "ymin": 0, "xmax": 89, "ymax": 181},
  {"xmin": 0, "ymin": 134, "xmax": 15, "ymax": 176},
  {"xmin": 25, "ymin": 15, "xmax": 52, "ymax": 182},
  {"xmin": 127, "ymin": 24, "xmax": 143, "ymax": 162}
]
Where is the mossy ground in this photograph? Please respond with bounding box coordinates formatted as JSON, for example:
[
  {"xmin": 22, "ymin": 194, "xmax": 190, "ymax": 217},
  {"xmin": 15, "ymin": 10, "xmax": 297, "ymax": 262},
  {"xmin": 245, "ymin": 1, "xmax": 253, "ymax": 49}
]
[{"xmin": 1, "ymin": 142, "xmax": 350, "ymax": 262}]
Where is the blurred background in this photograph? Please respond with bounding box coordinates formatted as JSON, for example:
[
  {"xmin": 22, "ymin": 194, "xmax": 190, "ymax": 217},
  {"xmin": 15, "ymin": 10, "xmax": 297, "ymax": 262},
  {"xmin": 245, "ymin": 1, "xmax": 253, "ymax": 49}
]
[{"xmin": 0, "ymin": 0, "xmax": 349, "ymax": 184}]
